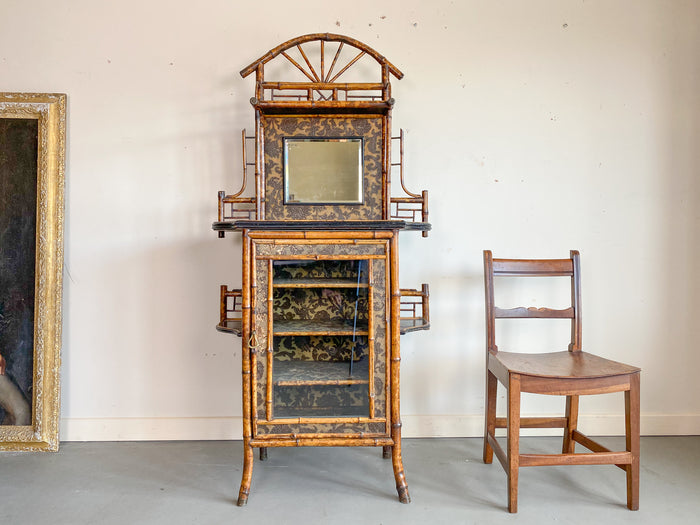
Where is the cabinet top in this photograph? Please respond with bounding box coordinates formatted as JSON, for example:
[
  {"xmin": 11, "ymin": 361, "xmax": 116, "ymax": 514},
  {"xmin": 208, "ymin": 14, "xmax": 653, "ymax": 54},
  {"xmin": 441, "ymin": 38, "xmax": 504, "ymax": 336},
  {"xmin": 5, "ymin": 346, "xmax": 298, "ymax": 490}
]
[{"xmin": 212, "ymin": 220, "xmax": 431, "ymax": 232}]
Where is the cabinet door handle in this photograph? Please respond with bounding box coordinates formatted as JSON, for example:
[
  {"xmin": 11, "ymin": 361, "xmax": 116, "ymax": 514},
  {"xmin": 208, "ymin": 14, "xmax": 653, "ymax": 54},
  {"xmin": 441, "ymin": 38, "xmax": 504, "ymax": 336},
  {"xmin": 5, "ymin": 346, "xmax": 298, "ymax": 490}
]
[{"xmin": 248, "ymin": 329, "xmax": 259, "ymax": 350}]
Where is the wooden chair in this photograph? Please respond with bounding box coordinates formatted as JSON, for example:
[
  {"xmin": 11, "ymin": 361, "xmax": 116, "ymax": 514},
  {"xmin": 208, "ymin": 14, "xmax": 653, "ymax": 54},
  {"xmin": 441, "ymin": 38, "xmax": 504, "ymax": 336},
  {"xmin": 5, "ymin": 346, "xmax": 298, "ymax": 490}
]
[{"xmin": 482, "ymin": 250, "xmax": 640, "ymax": 513}]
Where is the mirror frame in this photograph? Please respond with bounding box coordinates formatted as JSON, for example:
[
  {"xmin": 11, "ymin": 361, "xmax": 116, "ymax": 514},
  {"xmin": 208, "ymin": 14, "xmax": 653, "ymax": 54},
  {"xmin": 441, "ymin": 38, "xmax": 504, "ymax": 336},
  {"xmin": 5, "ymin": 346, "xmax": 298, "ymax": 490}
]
[{"xmin": 283, "ymin": 137, "xmax": 364, "ymax": 205}]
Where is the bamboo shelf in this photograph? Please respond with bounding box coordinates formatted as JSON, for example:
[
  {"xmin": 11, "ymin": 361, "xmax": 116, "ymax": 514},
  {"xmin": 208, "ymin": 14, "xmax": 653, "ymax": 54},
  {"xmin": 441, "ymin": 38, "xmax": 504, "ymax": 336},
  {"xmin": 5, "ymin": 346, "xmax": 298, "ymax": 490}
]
[
  {"xmin": 398, "ymin": 284, "xmax": 430, "ymax": 334},
  {"xmin": 274, "ymin": 278, "xmax": 368, "ymax": 288},
  {"xmin": 273, "ymin": 319, "xmax": 368, "ymax": 336},
  {"xmin": 217, "ymin": 319, "xmax": 243, "ymax": 336}
]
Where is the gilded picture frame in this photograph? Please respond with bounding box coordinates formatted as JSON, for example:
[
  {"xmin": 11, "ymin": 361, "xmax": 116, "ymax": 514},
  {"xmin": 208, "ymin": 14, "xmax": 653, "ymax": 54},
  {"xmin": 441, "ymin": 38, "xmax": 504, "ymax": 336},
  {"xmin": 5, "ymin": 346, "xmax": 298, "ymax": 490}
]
[{"xmin": 0, "ymin": 93, "xmax": 65, "ymax": 451}]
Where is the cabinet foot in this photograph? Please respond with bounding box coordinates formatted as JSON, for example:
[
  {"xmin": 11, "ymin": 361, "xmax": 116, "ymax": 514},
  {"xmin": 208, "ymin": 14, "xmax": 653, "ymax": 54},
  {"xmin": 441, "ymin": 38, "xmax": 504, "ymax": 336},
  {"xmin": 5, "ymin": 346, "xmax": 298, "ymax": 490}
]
[
  {"xmin": 382, "ymin": 445, "xmax": 392, "ymax": 459},
  {"xmin": 391, "ymin": 444, "xmax": 411, "ymax": 503},
  {"xmin": 397, "ymin": 485, "xmax": 411, "ymax": 504},
  {"xmin": 237, "ymin": 442, "xmax": 254, "ymax": 506},
  {"xmin": 259, "ymin": 447, "xmax": 268, "ymax": 461}
]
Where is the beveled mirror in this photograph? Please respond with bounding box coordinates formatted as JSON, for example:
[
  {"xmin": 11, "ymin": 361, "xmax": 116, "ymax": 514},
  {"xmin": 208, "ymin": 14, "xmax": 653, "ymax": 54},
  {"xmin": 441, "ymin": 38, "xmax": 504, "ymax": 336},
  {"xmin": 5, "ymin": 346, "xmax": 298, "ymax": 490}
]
[{"xmin": 284, "ymin": 137, "xmax": 363, "ymax": 204}]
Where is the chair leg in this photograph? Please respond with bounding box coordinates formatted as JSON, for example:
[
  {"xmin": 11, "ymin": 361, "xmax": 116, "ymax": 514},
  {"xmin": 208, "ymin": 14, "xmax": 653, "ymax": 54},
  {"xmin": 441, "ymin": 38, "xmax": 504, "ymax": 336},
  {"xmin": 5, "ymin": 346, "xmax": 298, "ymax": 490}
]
[
  {"xmin": 507, "ymin": 373, "xmax": 521, "ymax": 513},
  {"xmin": 625, "ymin": 372, "xmax": 640, "ymax": 510},
  {"xmin": 563, "ymin": 395, "xmax": 579, "ymax": 454},
  {"xmin": 483, "ymin": 369, "xmax": 497, "ymax": 464}
]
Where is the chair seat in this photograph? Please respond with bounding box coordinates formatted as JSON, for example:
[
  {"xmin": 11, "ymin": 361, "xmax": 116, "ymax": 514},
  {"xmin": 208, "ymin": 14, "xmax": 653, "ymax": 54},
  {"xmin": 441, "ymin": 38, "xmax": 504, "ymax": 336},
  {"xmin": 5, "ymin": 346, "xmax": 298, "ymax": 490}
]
[{"xmin": 491, "ymin": 350, "xmax": 639, "ymax": 379}]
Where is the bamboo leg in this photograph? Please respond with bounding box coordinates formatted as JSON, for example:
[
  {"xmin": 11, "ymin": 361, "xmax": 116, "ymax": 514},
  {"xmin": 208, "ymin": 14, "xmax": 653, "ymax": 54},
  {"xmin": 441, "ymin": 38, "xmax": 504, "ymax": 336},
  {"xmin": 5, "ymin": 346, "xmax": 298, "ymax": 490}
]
[
  {"xmin": 259, "ymin": 447, "xmax": 268, "ymax": 461},
  {"xmin": 237, "ymin": 441, "xmax": 254, "ymax": 506},
  {"xmin": 625, "ymin": 372, "xmax": 640, "ymax": 511},
  {"xmin": 382, "ymin": 445, "xmax": 392, "ymax": 459},
  {"xmin": 507, "ymin": 374, "xmax": 521, "ymax": 513},
  {"xmin": 562, "ymin": 395, "xmax": 580, "ymax": 454},
  {"xmin": 238, "ymin": 234, "xmax": 253, "ymax": 506},
  {"xmin": 483, "ymin": 369, "xmax": 497, "ymax": 463},
  {"xmin": 391, "ymin": 429, "xmax": 411, "ymax": 503},
  {"xmin": 389, "ymin": 233, "xmax": 410, "ymax": 503}
]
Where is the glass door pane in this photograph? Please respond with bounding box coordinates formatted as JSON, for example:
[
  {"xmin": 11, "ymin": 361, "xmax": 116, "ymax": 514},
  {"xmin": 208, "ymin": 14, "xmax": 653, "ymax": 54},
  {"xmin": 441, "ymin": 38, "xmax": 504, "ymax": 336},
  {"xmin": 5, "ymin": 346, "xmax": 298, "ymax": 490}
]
[{"xmin": 271, "ymin": 259, "xmax": 371, "ymax": 418}]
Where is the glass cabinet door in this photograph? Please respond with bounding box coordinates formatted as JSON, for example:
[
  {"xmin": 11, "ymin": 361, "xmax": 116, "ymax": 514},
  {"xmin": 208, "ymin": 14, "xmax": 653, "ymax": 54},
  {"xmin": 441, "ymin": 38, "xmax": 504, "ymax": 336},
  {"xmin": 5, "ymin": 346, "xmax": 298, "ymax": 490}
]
[{"xmin": 270, "ymin": 259, "xmax": 371, "ymax": 418}]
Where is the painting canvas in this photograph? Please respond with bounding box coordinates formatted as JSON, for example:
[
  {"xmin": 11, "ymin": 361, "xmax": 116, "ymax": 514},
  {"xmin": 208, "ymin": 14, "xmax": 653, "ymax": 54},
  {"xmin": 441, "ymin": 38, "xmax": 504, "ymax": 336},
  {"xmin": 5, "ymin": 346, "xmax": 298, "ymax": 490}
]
[{"xmin": 0, "ymin": 93, "xmax": 65, "ymax": 451}]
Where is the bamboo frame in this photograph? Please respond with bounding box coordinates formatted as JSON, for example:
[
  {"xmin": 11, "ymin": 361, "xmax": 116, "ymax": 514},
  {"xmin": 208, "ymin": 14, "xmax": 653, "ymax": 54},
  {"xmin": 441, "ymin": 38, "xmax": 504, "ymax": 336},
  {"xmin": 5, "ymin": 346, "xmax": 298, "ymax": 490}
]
[
  {"xmin": 389, "ymin": 131, "xmax": 429, "ymax": 235},
  {"xmin": 398, "ymin": 284, "xmax": 430, "ymax": 333},
  {"xmin": 217, "ymin": 285, "xmax": 243, "ymax": 335}
]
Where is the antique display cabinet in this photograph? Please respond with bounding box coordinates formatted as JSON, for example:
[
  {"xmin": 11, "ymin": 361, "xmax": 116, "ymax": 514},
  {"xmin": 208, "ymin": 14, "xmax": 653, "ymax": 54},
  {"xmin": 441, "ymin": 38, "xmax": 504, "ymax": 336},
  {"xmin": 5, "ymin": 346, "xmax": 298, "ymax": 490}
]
[{"xmin": 213, "ymin": 34, "xmax": 430, "ymax": 505}]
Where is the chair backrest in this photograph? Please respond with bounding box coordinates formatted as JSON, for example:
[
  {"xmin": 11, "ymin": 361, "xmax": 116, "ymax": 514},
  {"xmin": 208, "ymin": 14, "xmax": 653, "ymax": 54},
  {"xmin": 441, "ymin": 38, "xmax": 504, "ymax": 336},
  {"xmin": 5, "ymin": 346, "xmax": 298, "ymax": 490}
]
[{"xmin": 483, "ymin": 250, "xmax": 582, "ymax": 354}]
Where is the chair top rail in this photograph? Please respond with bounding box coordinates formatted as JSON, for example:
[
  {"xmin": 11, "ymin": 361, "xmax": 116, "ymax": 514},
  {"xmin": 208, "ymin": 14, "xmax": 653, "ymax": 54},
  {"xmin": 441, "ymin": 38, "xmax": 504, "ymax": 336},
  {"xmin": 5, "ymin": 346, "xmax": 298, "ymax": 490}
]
[{"xmin": 492, "ymin": 258, "xmax": 573, "ymax": 276}]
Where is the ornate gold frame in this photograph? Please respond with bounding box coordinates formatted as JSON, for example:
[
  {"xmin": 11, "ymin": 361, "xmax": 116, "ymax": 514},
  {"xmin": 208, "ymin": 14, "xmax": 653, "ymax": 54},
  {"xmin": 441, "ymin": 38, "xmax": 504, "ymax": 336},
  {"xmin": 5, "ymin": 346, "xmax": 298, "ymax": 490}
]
[{"xmin": 0, "ymin": 93, "xmax": 65, "ymax": 451}]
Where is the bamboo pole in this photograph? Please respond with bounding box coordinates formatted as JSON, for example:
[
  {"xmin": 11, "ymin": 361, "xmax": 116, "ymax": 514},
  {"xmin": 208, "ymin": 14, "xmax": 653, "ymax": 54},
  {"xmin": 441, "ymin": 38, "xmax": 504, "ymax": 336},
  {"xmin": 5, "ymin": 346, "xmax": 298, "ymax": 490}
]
[
  {"xmin": 389, "ymin": 232, "xmax": 410, "ymax": 503},
  {"xmin": 238, "ymin": 233, "xmax": 253, "ymax": 506},
  {"xmin": 266, "ymin": 259, "xmax": 274, "ymax": 421},
  {"xmin": 250, "ymin": 437, "xmax": 393, "ymax": 448},
  {"xmin": 252, "ymin": 100, "xmax": 393, "ymax": 111},
  {"xmin": 383, "ymin": 113, "xmax": 390, "ymax": 220},
  {"xmin": 250, "ymin": 241, "xmax": 259, "ymax": 437},
  {"xmin": 261, "ymin": 81, "xmax": 384, "ymax": 91}
]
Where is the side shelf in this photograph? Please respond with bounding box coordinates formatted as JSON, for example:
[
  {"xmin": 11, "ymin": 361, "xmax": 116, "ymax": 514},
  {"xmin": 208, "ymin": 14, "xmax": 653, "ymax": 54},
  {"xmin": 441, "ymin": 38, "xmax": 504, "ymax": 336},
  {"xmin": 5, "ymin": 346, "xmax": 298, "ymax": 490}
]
[
  {"xmin": 217, "ymin": 285, "xmax": 243, "ymax": 336},
  {"xmin": 399, "ymin": 284, "xmax": 430, "ymax": 334}
]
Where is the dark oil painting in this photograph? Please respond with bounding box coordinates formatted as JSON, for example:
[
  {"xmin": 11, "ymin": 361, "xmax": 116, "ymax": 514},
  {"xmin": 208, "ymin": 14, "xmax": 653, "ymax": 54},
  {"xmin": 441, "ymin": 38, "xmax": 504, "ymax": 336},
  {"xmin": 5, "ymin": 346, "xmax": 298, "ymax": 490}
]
[{"xmin": 0, "ymin": 117, "xmax": 37, "ymax": 426}]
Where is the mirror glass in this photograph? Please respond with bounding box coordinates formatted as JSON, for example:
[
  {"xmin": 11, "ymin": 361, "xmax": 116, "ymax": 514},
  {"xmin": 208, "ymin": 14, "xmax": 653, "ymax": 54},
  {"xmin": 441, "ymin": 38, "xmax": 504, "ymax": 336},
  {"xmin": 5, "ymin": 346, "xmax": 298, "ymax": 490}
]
[{"xmin": 284, "ymin": 138, "xmax": 363, "ymax": 204}]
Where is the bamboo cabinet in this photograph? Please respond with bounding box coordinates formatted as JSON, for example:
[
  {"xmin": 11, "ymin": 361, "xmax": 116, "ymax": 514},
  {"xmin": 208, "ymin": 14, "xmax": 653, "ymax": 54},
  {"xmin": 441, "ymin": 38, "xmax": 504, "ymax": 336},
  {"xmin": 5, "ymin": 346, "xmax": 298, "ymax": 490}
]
[{"xmin": 214, "ymin": 34, "xmax": 430, "ymax": 505}]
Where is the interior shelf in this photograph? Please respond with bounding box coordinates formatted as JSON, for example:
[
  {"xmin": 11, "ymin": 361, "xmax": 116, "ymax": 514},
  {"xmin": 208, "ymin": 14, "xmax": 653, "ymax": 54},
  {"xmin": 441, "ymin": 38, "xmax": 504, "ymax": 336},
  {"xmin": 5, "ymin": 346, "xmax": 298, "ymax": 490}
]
[
  {"xmin": 273, "ymin": 359, "xmax": 369, "ymax": 386},
  {"xmin": 274, "ymin": 319, "xmax": 368, "ymax": 336},
  {"xmin": 274, "ymin": 278, "xmax": 368, "ymax": 288}
]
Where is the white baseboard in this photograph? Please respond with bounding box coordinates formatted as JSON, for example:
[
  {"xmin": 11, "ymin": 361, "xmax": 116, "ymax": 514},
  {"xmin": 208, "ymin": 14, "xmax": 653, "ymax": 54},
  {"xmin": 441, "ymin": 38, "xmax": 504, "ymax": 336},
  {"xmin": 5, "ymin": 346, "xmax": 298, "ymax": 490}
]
[{"xmin": 60, "ymin": 414, "xmax": 700, "ymax": 442}]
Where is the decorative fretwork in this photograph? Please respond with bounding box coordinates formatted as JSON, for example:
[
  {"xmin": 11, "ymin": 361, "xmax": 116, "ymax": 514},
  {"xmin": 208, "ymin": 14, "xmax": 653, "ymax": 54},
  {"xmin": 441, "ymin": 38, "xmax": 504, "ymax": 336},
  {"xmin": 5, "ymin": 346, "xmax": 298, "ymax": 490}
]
[
  {"xmin": 399, "ymin": 284, "xmax": 430, "ymax": 334},
  {"xmin": 217, "ymin": 285, "xmax": 243, "ymax": 336},
  {"xmin": 240, "ymin": 33, "xmax": 403, "ymax": 104},
  {"xmin": 390, "ymin": 130, "xmax": 429, "ymax": 235}
]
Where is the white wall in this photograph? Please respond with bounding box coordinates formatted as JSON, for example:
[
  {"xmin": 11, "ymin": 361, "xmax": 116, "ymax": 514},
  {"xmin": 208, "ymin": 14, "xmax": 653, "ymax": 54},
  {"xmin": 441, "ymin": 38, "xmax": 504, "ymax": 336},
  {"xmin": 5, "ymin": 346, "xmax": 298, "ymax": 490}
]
[{"xmin": 2, "ymin": 0, "xmax": 698, "ymax": 440}]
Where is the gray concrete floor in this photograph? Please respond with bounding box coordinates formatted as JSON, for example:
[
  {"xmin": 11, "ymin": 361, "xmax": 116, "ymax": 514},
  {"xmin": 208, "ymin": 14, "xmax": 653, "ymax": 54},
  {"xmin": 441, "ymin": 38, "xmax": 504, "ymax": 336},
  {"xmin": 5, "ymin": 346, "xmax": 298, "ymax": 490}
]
[{"xmin": 1, "ymin": 437, "xmax": 698, "ymax": 524}]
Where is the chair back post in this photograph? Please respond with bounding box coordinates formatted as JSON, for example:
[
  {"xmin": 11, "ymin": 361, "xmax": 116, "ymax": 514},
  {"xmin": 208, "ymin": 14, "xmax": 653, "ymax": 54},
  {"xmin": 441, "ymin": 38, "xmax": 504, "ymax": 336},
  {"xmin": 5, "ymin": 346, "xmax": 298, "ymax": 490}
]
[
  {"xmin": 568, "ymin": 250, "xmax": 582, "ymax": 352},
  {"xmin": 483, "ymin": 250, "xmax": 498, "ymax": 353}
]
